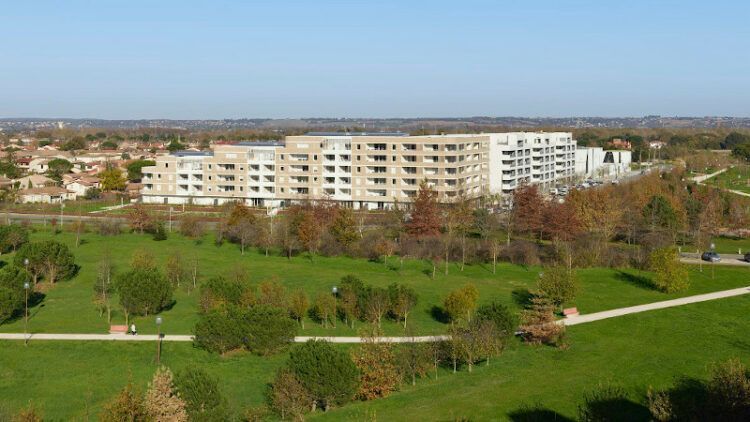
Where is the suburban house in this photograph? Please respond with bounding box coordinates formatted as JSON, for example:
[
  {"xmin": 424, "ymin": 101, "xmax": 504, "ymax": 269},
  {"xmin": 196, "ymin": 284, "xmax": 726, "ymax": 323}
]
[
  {"xmin": 18, "ymin": 187, "xmax": 75, "ymax": 203},
  {"xmin": 14, "ymin": 174, "xmax": 55, "ymax": 189}
]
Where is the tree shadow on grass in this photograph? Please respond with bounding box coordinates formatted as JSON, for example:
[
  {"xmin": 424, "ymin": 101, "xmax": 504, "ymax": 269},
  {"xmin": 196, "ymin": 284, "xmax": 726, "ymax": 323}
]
[
  {"xmin": 508, "ymin": 403, "xmax": 574, "ymax": 422},
  {"xmin": 614, "ymin": 270, "xmax": 657, "ymax": 291},
  {"xmin": 429, "ymin": 305, "xmax": 450, "ymax": 324}
]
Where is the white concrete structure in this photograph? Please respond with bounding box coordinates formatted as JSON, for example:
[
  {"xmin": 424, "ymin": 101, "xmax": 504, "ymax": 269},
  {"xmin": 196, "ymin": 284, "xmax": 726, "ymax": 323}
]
[
  {"xmin": 142, "ymin": 132, "xmax": 577, "ymax": 206},
  {"xmin": 575, "ymin": 147, "xmax": 631, "ymax": 179},
  {"xmin": 488, "ymin": 132, "xmax": 576, "ymax": 194}
]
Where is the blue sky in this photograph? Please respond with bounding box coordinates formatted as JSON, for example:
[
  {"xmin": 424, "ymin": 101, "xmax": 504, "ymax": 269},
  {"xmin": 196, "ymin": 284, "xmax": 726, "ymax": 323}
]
[{"xmin": 1, "ymin": 0, "xmax": 748, "ymax": 119}]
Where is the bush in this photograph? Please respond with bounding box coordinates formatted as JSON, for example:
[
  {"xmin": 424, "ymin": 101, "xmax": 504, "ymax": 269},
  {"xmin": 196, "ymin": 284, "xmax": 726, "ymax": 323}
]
[
  {"xmin": 502, "ymin": 240, "xmax": 540, "ymax": 266},
  {"xmin": 116, "ymin": 268, "xmax": 173, "ymax": 318},
  {"xmin": 707, "ymin": 359, "xmax": 750, "ymax": 420},
  {"xmin": 0, "ymin": 265, "xmax": 31, "ymax": 322},
  {"xmin": 578, "ymin": 383, "xmax": 632, "ymax": 422},
  {"xmin": 97, "ymin": 219, "xmax": 122, "ymax": 236},
  {"xmin": 84, "ymin": 187, "xmax": 102, "ymax": 200},
  {"xmin": 242, "ymin": 305, "xmax": 297, "ymax": 356},
  {"xmin": 475, "ymin": 301, "xmax": 517, "ymax": 341},
  {"xmin": 0, "ymin": 224, "xmax": 29, "ymax": 253},
  {"xmin": 269, "ymin": 369, "xmax": 312, "ymax": 420},
  {"xmin": 193, "ymin": 309, "xmax": 245, "ymax": 354},
  {"xmin": 288, "ymin": 340, "xmax": 359, "ymax": 410},
  {"xmin": 152, "ymin": 222, "xmax": 167, "ymax": 241},
  {"xmin": 199, "ymin": 276, "xmax": 247, "ymax": 313},
  {"xmin": 174, "ymin": 367, "xmax": 229, "ymax": 421},
  {"xmin": 179, "ymin": 214, "xmax": 205, "ymax": 239}
]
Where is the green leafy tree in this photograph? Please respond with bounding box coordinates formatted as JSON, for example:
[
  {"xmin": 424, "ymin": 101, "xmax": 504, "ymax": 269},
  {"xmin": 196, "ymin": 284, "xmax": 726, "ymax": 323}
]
[
  {"xmin": 288, "ymin": 340, "xmax": 360, "ymax": 411},
  {"xmin": 193, "ymin": 309, "xmax": 245, "ymax": 354},
  {"xmin": 174, "ymin": 367, "xmax": 229, "ymax": 422},
  {"xmin": 14, "ymin": 240, "xmax": 76, "ymax": 285},
  {"xmin": 126, "ymin": 159, "xmax": 156, "ymax": 181},
  {"xmin": 388, "ymin": 283, "xmax": 418, "ymax": 328},
  {"xmin": 46, "ymin": 158, "xmax": 73, "ymax": 181},
  {"xmin": 0, "ymin": 265, "xmax": 30, "ymax": 322},
  {"xmin": 288, "ymin": 289, "xmax": 309, "ymax": 329},
  {"xmin": 0, "ymin": 224, "xmax": 29, "ymax": 253},
  {"xmin": 475, "ymin": 301, "xmax": 517, "ymax": 343},
  {"xmin": 116, "ymin": 268, "xmax": 173, "ymax": 324},
  {"xmin": 99, "ymin": 166, "xmax": 127, "ymax": 191},
  {"xmin": 329, "ymin": 207, "xmax": 358, "ymax": 247},
  {"xmin": 642, "ymin": 195, "xmax": 679, "ymax": 234},
  {"xmin": 537, "ymin": 266, "xmax": 578, "ymax": 310},
  {"xmin": 242, "ymin": 305, "xmax": 298, "ymax": 356},
  {"xmin": 443, "ymin": 283, "xmax": 479, "ymax": 323},
  {"xmin": 649, "ymin": 247, "xmax": 689, "ymax": 293}
]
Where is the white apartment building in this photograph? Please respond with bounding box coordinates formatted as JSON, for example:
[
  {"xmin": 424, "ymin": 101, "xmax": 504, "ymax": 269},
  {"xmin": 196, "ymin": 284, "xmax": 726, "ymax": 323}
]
[
  {"xmin": 141, "ymin": 132, "xmax": 577, "ymax": 208},
  {"xmin": 575, "ymin": 147, "xmax": 632, "ymax": 179},
  {"xmin": 487, "ymin": 132, "xmax": 577, "ymax": 194}
]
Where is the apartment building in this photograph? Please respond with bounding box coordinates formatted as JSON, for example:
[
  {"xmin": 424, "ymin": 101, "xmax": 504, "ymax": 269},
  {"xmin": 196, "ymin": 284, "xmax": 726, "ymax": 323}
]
[
  {"xmin": 141, "ymin": 132, "xmax": 574, "ymax": 209},
  {"xmin": 487, "ymin": 132, "xmax": 577, "ymax": 194}
]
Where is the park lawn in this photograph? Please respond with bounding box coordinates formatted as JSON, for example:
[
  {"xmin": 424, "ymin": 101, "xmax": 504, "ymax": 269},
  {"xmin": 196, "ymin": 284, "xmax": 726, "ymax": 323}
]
[
  {"xmin": 704, "ymin": 166, "xmax": 750, "ymax": 194},
  {"xmin": 317, "ymin": 294, "xmax": 750, "ymax": 421},
  {"xmin": 1, "ymin": 295, "xmax": 749, "ymax": 420},
  {"xmin": 0, "ymin": 228, "xmax": 748, "ymax": 336}
]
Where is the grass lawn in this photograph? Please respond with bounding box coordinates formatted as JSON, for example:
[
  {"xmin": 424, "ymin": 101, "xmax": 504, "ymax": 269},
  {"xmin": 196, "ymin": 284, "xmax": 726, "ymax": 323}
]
[
  {"xmin": 0, "ymin": 228, "xmax": 748, "ymax": 337},
  {"xmin": 2, "ymin": 295, "xmax": 748, "ymax": 420},
  {"xmin": 318, "ymin": 294, "xmax": 750, "ymax": 421},
  {"xmin": 704, "ymin": 165, "xmax": 750, "ymax": 194}
]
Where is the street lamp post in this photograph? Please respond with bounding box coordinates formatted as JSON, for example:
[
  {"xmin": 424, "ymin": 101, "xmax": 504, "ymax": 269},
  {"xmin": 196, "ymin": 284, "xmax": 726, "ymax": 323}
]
[
  {"xmin": 59, "ymin": 202, "xmax": 65, "ymax": 229},
  {"xmin": 23, "ymin": 282, "xmax": 30, "ymax": 346},
  {"xmin": 331, "ymin": 286, "xmax": 338, "ymax": 297},
  {"xmin": 155, "ymin": 316, "xmax": 163, "ymax": 365},
  {"xmin": 710, "ymin": 242, "xmax": 716, "ymax": 280}
]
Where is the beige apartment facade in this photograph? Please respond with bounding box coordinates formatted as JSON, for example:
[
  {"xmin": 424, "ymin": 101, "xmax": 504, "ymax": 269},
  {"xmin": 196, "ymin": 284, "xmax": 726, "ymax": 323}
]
[{"xmin": 141, "ymin": 132, "xmax": 572, "ymax": 209}]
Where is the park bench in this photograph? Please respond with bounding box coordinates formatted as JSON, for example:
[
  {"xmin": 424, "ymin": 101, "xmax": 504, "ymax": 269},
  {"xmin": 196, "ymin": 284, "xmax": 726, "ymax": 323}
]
[
  {"xmin": 109, "ymin": 325, "xmax": 128, "ymax": 334},
  {"xmin": 563, "ymin": 307, "xmax": 579, "ymax": 318}
]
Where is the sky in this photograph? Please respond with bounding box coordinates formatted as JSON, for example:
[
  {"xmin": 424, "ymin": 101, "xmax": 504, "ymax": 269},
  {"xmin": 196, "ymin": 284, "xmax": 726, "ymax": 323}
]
[{"xmin": 1, "ymin": 0, "xmax": 749, "ymax": 119}]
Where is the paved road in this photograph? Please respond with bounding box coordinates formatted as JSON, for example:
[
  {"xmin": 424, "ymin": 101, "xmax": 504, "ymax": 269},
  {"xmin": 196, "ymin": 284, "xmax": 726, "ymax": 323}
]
[
  {"xmin": 562, "ymin": 286, "xmax": 750, "ymax": 326},
  {"xmin": 680, "ymin": 257, "xmax": 750, "ymax": 267}
]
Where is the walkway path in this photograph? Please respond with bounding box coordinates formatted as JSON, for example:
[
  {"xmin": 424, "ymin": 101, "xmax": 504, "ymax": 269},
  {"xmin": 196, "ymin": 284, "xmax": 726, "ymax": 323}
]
[
  {"xmin": 1, "ymin": 287, "xmax": 748, "ymax": 343},
  {"xmin": 562, "ymin": 286, "xmax": 750, "ymax": 326}
]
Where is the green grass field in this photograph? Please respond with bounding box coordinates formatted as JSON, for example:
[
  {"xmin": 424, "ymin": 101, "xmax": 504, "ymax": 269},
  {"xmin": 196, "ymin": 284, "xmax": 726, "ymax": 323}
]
[
  {"xmin": 704, "ymin": 166, "xmax": 750, "ymax": 194},
  {"xmin": 2, "ymin": 295, "xmax": 748, "ymax": 420},
  {"xmin": 1, "ymin": 228, "xmax": 748, "ymax": 337}
]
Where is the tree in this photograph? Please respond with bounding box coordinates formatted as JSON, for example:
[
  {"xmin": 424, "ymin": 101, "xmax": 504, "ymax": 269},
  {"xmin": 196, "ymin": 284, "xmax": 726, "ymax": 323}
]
[
  {"xmin": 193, "ymin": 309, "xmax": 244, "ymax": 354},
  {"xmin": 363, "ymin": 287, "xmax": 390, "ymax": 327},
  {"xmin": 313, "ymin": 292, "xmax": 336, "ymax": 328},
  {"xmin": 721, "ymin": 131, "xmax": 750, "ymax": 149},
  {"xmin": 46, "ymin": 158, "xmax": 73, "ymax": 181},
  {"xmin": 406, "ymin": 181, "xmax": 441, "ymax": 237},
  {"xmin": 116, "ymin": 268, "xmax": 173, "ymax": 324},
  {"xmin": 269, "ymin": 369, "xmax": 313, "ymax": 420},
  {"xmin": 99, "ymin": 382, "xmax": 148, "ymax": 422},
  {"xmin": 337, "ymin": 285, "xmax": 359, "ymax": 329},
  {"xmin": 126, "ymin": 159, "xmax": 156, "ymax": 181},
  {"xmin": 537, "ymin": 266, "xmax": 578, "ymax": 310},
  {"xmin": 519, "ymin": 296, "xmax": 565, "ymax": 346},
  {"xmin": 443, "ymin": 284, "xmax": 479, "ymax": 323},
  {"xmin": 258, "ymin": 278, "xmax": 287, "ymax": 309},
  {"xmin": 14, "ymin": 240, "xmax": 76, "ymax": 285},
  {"xmin": 288, "ymin": 289, "xmax": 309, "ymax": 329},
  {"xmin": 649, "ymin": 247, "xmax": 689, "ymax": 293},
  {"xmin": 227, "ymin": 213, "xmax": 255, "ymax": 255},
  {"xmin": 707, "ymin": 359, "xmax": 750, "ymax": 420},
  {"xmin": 0, "ymin": 265, "xmax": 29, "ymax": 323},
  {"xmin": 642, "ymin": 195, "xmax": 680, "ymax": 236},
  {"xmin": 397, "ymin": 334, "xmax": 432, "ymax": 386},
  {"xmin": 243, "ymin": 305, "xmax": 298, "ymax": 356},
  {"xmin": 174, "ymin": 367, "xmax": 229, "ymax": 422},
  {"xmin": 93, "ymin": 252, "xmax": 115, "ymax": 323},
  {"xmin": 512, "ymin": 184, "xmax": 545, "ymax": 239},
  {"xmin": 144, "ymin": 367, "xmax": 188, "ymax": 422},
  {"xmin": 329, "ymin": 207, "xmax": 358, "ymax": 248},
  {"xmin": 296, "ymin": 210, "xmax": 322, "ymax": 259},
  {"xmin": 60, "ymin": 137, "xmax": 87, "ymax": 151},
  {"xmin": 165, "ymin": 252, "xmax": 187, "ymax": 288},
  {"xmin": 127, "ymin": 203, "xmax": 153, "ymax": 234},
  {"xmin": 578, "ymin": 384, "xmax": 630, "ymax": 422},
  {"xmin": 288, "ymin": 340, "xmax": 360, "ymax": 411},
  {"xmin": 84, "ymin": 187, "xmax": 102, "ymax": 200},
  {"xmin": 0, "ymin": 224, "xmax": 29, "ymax": 253},
  {"xmin": 352, "ymin": 327, "xmax": 400, "ymax": 400},
  {"xmin": 388, "ymin": 283, "xmax": 417, "ymax": 328},
  {"xmin": 99, "ymin": 165, "xmax": 126, "ymax": 191},
  {"xmin": 478, "ymin": 299, "xmax": 515, "ymax": 335}
]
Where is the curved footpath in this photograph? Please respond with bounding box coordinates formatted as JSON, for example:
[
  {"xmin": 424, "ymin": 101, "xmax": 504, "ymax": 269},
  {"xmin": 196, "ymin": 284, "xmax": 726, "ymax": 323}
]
[{"xmin": 1, "ymin": 286, "xmax": 748, "ymax": 343}]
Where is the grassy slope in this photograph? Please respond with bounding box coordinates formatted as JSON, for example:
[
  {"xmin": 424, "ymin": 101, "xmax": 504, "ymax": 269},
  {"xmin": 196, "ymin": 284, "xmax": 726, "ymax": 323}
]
[
  {"xmin": 0, "ymin": 227, "xmax": 750, "ymax": 335},
  {"xmin": 1, "ymin": 295, "xmax": 748, "ymax": 420},
  {"xmin": 705, "ymin": 166, "xmax": 750, "ymax": 194},
  {"xmin": 317, "ymin": 295, "xmax": 750, "ymax": 421},
  {"xmin": 1, "ymin": 228, "xmax": 748, "ymax": 336}
]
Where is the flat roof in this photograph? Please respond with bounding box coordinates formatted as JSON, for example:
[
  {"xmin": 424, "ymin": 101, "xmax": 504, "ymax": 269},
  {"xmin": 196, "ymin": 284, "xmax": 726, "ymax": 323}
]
[
  {"xmin": 304, "ymin": 131, "xmax": 408, "ymax": 137},
  {"xmin": 171, "ymin": 151, "xmax": 213, "ymax": 157},
  {"xmin": 235, "ymin": 141, "xmax": 285, "ymax": 147}
]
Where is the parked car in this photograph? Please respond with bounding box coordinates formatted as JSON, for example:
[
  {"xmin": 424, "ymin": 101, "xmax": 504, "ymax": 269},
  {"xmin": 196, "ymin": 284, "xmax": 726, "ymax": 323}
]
[
  {"xmin": 744, "ymin": 252, "xmax": 750, "ymax": 263},
  {"xmin": 701, "ymin": 252, "xmax": 721, "ymax": 262}
]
